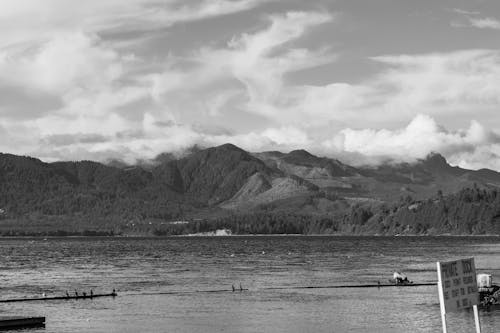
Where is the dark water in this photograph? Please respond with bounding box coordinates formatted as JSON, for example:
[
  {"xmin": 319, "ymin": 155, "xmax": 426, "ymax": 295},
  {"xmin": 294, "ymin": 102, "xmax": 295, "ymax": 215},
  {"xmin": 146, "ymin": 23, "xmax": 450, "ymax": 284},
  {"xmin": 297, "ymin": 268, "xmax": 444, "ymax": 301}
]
[{"xmin": 0, "ymin": 236, "xmax": 499, "ymax": 332}]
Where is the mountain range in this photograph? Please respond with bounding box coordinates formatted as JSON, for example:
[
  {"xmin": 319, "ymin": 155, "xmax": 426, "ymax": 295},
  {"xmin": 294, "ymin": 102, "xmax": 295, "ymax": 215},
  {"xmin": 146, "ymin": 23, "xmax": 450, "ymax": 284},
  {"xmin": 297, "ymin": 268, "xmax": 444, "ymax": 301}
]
[{"xmin": 0, "ymin": 143, "xmax": 499, "ymax": 236}]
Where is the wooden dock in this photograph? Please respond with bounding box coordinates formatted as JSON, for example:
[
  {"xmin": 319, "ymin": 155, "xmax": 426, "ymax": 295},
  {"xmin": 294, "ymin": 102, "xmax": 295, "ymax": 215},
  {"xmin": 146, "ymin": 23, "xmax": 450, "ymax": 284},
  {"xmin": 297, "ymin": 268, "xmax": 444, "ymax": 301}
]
[
  {"xmin": 0, "ymin": 316, "xmax": 45, "ymax": 330},
  {"xmin": 0, "ymin": 292, "xmax": 117, "ymax": 303}
]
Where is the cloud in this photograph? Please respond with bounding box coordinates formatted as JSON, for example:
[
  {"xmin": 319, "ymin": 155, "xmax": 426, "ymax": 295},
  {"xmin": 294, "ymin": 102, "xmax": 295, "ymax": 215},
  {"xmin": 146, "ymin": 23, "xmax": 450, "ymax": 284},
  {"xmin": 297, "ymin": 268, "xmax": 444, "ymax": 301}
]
[
  {"xmin": 468, "ymin": 17, "xmax": 500, "ymax": 30},
  {"xmin": 372, "ymin": 50, "xmax": 500, "ymax": 105},
  {"xmin": 450, "ymin": 9, "xmax": 500, "ymax": 30},
  {"xmin": 366, "ymin": 50, "xmax": 500, "ymax": 125},
  {"xmin": 131, "ymin": 0, "xmax": 271, "ymax": 30},
  {"xmin": 261, "ymin": 126, "xmax": 311, "ymax": 146},
  {"xmin": 153, "ymin": 10, "xmax": 334, "ymax": 91},
  {"xmin": 0, "ymin": 0, "xmax": 271, "ymax": 125},
  {"xmin": 0, "ymin": 30, "xmax": 149, "ymax": 151},
  {"xmin": 151, "ymin": 13, "xmax": 500, "ymax": 135},
  {"xmin": 238, "ymin": 48, "xmax": 500, "ymax": 130},
  {"xmin": 452, "ymin": 8, "xmax": 480, "ymax": 16},
  {"xmin": 0, "ymin": 83, "xmax": 62, "ymax": 119},
  {"xmin": 0, "ymin": 31, "xmax": 123, "ymax": 94},
  {"xmin": 222, "ymin": 11, "xmax": 335, "ymax": 115},
  {"xmin": 452, "ymin": 146, "xmax": 500, "ymax": 171},
  {"xmin": 0, "ymin": 29, "xmax": 151, "ymax": 135},
  {"xmin": 328, "ymin": 114, "xmax": 500, "ymax": 170},
  {"xmin": 2, "ymin": 1, "xmax": 500, "ymax": 173},
  {"xmin": 0, "ymin": 0, "xmax": 269, "ymax": 48},
  {"xmin": 42, "ymin": 133, "xmax": 110, "ymax": 147},
  {"xmin": 28, "ymin": 118, "xmax": 313, "ymax": 164},
  {"xmin": 151, "ymin": 11, "xmax": 336, "ymax": 122}
]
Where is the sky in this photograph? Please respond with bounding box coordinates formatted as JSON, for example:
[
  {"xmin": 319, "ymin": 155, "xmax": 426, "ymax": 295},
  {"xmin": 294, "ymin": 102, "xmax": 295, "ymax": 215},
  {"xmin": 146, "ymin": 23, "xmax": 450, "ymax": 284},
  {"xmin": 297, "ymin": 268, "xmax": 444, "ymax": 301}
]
[{"xmin": 1, "ymin": 0, "xmax": 500, "ymax": 170}]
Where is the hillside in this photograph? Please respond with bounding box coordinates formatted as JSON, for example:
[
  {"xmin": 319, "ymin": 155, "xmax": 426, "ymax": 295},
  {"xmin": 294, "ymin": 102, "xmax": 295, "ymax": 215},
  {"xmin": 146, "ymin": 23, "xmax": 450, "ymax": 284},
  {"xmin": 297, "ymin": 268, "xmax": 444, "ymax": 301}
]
[
  {"xmin": 347, "ymin": 186, "xmax": 500, "ymax": 235},
  {"xmin": 255, "ymin": 149, "xmax": 358, "ymax": 187},
  {"xmin": 0, "ymin": 145, "xmax": 499, "ymax": 236},
  {"xmin": 172, "ymin": 143, "xmax": 274, "ymax": 205},
  {"xmin": 254, "ymin": 149, "xmax": 500, "ymax": 203}
]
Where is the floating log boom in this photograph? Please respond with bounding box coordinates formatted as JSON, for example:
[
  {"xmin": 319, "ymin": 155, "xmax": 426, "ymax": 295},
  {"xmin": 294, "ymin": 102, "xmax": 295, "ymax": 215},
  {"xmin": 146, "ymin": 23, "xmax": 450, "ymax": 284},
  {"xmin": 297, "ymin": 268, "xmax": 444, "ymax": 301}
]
[
  {"xmin": 0, "ymin": 292, "xmax": 117, "ymax": 303},
  {"xmin": 263, "ymin": 282, "xmax": 437, "ymax": 290}
]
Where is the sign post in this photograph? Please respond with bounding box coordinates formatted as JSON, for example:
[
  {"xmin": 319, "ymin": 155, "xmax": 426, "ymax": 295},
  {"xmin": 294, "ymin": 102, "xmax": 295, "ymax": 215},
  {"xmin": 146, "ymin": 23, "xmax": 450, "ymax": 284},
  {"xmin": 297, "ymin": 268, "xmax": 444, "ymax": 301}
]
[
  {"xmin": 436, "ymin": 261, "xmax": 448, "ymax": 333},
  {"xmin": 436, "ymin": 258, "xmax": 481, "ymax": 333}
]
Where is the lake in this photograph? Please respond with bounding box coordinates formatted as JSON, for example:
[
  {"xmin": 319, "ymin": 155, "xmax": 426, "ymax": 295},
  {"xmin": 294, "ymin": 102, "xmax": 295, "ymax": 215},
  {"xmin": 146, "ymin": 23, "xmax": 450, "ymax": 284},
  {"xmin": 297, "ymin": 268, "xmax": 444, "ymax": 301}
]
[{"xmin": 0, "ymin": 236, "xmax": 499, "ymax": 332}]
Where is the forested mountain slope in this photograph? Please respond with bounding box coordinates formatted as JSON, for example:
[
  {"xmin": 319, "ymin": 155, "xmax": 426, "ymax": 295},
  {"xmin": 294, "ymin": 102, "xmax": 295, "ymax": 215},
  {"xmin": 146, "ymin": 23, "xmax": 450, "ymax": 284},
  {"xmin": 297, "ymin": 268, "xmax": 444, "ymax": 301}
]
[{"xmin": 0, "ymin": 145, "xmax": 499, "ymax": 235}]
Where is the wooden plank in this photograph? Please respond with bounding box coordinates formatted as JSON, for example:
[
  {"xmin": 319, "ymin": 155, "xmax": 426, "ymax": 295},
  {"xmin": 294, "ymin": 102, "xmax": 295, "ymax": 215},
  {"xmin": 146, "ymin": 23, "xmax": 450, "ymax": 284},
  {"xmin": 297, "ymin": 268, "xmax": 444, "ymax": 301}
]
[
  {"xmin": 0, "ymin": 316, "xmax": 45, "ymax": 329},
  {"xmin": 473, "ymin": 304, "xmax": 482, "ymax": 333}
]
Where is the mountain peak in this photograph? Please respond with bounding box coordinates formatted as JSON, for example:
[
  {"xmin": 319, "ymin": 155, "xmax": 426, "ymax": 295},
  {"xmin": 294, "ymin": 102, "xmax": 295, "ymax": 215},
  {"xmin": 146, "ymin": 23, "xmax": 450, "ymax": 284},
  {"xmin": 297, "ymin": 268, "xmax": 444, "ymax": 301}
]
[
  {"xmin": 421, "ymin": 152, "xmax": 449, "ymax": 170},
  {"xmin": 214, "ymin": 143, "xmax": 246, "ymax": 153},
  {"xmin": 287, "ymin": 149, "xmax": 315, "ymax": 159}
]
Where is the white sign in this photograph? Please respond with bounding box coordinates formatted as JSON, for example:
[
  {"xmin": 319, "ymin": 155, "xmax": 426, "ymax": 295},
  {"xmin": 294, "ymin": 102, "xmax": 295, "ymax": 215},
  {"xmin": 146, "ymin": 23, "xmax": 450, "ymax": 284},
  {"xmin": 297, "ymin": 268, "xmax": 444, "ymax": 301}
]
[{"xmin": 437, "ymin": 258, "xmax": 479, "ymax": 313}]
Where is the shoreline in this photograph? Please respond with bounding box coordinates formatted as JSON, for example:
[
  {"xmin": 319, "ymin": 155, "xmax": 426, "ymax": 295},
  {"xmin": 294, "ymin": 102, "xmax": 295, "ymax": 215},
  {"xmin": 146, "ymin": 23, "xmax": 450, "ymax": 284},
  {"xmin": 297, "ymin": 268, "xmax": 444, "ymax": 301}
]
[{"xmin": 0, "ymin": 233, "xmax": 498, "ymax": 239}]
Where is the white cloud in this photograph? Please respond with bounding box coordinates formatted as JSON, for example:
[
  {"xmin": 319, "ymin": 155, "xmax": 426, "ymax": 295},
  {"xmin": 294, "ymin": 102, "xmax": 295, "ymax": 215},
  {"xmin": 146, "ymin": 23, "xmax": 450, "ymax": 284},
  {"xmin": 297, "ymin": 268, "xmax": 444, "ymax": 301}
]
[
  {"xmin": 450, "ymin": 10, "xmax": 500, "ymax": 30},
  {"xmin": 139, "ymin": 0, "xmax": 270, "ymax": 30},
  {"xmin": 2, "ymin": 1, "xmax": 500, "ymax": 173},
  {"xmin": 328, "ymin": 114, "xmax": 500, "ymax": 170},
  {"xmin": 0, "ymin": 0, "xmax": 268, "ymax": 48},
  {"xmin": 452, "ymin": 145, "xmax": 500, "ymax": 171},
  {"xmin": 261, "ymin": 126, "xmax": 311, "ymax": 146},
  {"xmin": 469, "ymin": 17, "xmax": 500, "ymax": 30},
  {"xmin": 24, "ymin": 116, "xmax": 313, "ymax": 164},
  {"xmin": 151, "ymin": 11, "xmax": 336, "ymax": 121},
  {"xmin": 0, "ymin": 1, "xmax": 276, "ymax": 163},
  {"xmin": 0, "ymin": 30, "xmax": 150, "ymax": 142},
  {"xmin": 334, "ymin": 114, "xmax": 461, "ymax": 158},
  {"xmin": 204, "ymin": 90, "xmax": 242, "ymax": 116},
  {"xmin": 218, "ymin": 11, "xmax": 334, "ymax": 113},
  {"xmin": 452, "ymin": 8, "xmax": 480, "ymax": 16},
  {"xmin": 151, "ymin": 14, "xmax": 500, "ymax": 135},
  {"xmin": 372, "ymin": 50, "xmax": 500, "ymax": 106},
  {"xmin": 0, "ymin": 32, "xmax": 123, "ymax": 94},
  {"xmin": 235, "ymin": 47, "xmax": 500, "ymax": 130}
]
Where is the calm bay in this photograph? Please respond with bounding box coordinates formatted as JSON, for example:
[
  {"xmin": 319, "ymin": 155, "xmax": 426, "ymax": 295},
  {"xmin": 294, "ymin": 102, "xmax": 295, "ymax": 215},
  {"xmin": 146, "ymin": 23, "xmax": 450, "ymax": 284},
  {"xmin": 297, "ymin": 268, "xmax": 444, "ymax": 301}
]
[{"xmin": 0, "ymin": 236, "xmax": 499, "ymax": 332}]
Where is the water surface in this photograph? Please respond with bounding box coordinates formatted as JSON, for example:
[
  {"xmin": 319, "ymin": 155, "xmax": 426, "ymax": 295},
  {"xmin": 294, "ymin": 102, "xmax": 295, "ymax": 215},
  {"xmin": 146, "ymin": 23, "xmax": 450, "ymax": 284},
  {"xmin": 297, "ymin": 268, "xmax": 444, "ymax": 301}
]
[{"xmin": 0, "ymin": 236, "xmax": 498, "ymax": 332}]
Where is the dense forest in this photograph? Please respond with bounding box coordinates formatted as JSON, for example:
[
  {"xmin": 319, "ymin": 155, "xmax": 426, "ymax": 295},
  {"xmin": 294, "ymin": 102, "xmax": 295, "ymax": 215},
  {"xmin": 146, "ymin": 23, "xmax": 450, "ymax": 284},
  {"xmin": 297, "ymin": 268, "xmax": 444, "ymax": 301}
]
[
  {"xmin": 1, "ymin": 186, "xmax": 499, "ymax": 236},
  {"xmin": 147, "ymin": 187, "xmax": 500, "ymax": 236},
  {"xmin": 1, "ymin": 144, "xmax": 500, "ymax": 236}
]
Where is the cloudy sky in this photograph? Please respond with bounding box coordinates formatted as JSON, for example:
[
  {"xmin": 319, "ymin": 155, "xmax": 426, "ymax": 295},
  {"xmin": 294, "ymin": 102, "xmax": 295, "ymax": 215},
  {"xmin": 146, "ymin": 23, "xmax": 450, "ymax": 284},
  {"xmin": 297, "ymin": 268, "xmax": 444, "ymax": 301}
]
[{"xmin": 1, "ymin": 0, "xmax": 500, "ymax": 169}]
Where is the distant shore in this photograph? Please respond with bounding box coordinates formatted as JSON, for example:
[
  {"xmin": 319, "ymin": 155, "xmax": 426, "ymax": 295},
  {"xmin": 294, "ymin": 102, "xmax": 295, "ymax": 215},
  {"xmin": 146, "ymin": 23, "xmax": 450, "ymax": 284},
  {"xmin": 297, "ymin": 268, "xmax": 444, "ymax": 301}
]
[{"xmin": 0, "ymin": 233, "xmax": 498, "ymax": 239}]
